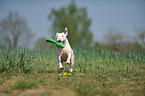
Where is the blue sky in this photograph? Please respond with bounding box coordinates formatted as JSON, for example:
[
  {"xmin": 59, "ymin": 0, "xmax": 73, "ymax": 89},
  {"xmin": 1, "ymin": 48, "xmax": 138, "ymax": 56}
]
[{"xmin": 0, "ymin": 0, "xmax": 145, "ymax": 45}]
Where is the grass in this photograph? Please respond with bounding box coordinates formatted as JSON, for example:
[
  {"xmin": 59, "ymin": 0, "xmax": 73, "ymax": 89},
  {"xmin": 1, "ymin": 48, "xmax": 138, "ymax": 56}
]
[{"xmin": 0, "ymin": 48, "xmax": 144, "ymax": 96}]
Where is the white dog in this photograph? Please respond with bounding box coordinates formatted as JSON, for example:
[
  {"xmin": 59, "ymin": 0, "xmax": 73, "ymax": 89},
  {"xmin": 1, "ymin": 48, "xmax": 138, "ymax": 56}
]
[{"xmin": 55, "ymin": 28, "xmax": 74, "ymax": 72}]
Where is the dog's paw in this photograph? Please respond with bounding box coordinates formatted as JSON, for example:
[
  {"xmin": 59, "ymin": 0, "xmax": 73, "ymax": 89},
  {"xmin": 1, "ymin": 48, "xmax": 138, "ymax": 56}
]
[
  {"xmin": 59, "ymin": 66, "xmax": 64, "ymax": 69},
  {"xmin": 70, "ymin": 68, "xmax": 73, "ymax": 72},
  {"xmin": 66, "ymin": 61, "xmax": 70, "ymax": 64}
]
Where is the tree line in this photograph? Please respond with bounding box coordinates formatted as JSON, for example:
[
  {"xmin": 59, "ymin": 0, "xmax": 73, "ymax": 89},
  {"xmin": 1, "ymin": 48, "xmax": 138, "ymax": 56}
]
[{"xmin": 0, "ymin": 1, "xmax": 144, "ymax": 51}]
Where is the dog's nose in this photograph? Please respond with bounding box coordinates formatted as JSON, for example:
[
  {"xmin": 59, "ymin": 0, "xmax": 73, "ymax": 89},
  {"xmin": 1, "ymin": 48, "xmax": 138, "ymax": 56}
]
[{"xmin": 58, "ymin": 40, "xmax": 62, "ymax": 42}]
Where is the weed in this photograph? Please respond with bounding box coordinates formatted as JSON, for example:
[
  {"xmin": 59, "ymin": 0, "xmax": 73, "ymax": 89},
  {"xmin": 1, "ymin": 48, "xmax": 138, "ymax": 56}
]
[{"xmin": 11, "ymin": 80, "xmax": 38, "ymax": 90}]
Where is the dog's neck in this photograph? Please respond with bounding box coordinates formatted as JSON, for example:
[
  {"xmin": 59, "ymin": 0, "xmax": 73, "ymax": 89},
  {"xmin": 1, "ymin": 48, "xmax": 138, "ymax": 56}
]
[{"xmin": 62, "ymin": 38, "xmax": 68, "ymax": 45}]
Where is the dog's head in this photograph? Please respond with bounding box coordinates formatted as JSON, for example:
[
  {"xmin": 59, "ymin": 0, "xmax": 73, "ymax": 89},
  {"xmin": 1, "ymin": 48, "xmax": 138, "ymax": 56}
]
[{"xmin": 55, "ymin": 28, "xmax": 68, "ymax": 42}]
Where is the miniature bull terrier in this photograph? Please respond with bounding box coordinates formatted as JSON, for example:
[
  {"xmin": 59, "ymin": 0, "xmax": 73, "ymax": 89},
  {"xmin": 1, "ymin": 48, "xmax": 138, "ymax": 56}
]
[{"xmin": 55, "ymin": 28, "xmax": 74, "ymax": 72}]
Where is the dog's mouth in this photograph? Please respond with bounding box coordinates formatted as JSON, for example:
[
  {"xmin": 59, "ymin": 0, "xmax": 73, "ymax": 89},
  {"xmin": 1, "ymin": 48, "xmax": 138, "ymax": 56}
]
[
  {"xmin": 57, "ymin": 40, "xmax": 65, "ymax": 44},
  {"xmin": 57, "ymin": 40, "xmax": 62, "ymax": 42}
]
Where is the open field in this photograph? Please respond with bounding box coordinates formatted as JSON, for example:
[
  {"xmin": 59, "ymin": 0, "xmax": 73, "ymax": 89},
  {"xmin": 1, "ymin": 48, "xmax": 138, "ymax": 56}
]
[{"xmin": 0, "ymin": 48, "xmax": 145, "ymax": 96}]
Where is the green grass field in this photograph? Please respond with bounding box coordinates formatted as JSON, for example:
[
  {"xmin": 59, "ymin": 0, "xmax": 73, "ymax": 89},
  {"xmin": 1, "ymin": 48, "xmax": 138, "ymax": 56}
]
[{"xmin": 0, "ymin": 48, "xmax": 144, "ymax": 96}]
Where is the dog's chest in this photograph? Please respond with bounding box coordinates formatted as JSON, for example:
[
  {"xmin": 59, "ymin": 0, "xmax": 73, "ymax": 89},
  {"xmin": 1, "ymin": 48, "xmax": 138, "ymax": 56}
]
[{"xmin": 61, "ymin": 47, "xmax": 71, "ymax": 54}]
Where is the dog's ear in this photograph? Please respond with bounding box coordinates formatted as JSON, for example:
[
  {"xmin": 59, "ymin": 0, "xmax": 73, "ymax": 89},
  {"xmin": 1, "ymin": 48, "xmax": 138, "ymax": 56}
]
[{"xmin": 64, "ymin": 27, "xmax": 68, "ymax": 35}]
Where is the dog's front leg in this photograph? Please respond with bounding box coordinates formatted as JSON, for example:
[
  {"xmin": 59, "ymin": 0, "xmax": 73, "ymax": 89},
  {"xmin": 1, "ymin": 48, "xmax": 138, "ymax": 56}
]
[
  {"xmin": 56, "ymin": 48, "xmax": 63, "ymax": 69},
  {"xmin": 66, "ymin": 52, "xmax": 71, "ymax": 64},
  {"xmin": 57, "ymin": 55, "xmax": 63, "ymax": 69}
]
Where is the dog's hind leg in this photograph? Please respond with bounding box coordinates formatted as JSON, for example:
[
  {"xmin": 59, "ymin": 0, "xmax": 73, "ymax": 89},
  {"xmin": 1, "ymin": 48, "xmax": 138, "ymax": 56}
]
[{"xmin": 70, "ymin": 51, "xmax": 74, "ymax": 72}]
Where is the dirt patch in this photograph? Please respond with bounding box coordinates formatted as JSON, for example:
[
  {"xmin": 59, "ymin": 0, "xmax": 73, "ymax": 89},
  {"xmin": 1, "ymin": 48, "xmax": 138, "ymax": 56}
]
[
  {"xmin": 0, "ymin": 92, "xmax": 8, "ymax": 96},
  {"xmin": 21, "ymin": 89, "xmax": 57, "ymax": 95},
  {"xmin": 12, "ymin": 89, "xmax": 76, "ymax": 96}
]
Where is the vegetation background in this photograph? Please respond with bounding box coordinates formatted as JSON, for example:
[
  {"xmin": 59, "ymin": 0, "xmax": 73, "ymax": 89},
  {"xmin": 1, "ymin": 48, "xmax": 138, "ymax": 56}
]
[
  {"xmin": 0, "ymin": 0, "xmax": 145, "ymax": 96},
  {"xmin": 0, "ymin": 0, "xmax": 145, "ymax": 50}
]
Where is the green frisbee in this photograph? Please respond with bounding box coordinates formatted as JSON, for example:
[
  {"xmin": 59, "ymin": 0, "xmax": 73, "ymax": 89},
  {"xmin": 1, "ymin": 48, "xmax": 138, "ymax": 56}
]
[{"xmin": 45, "ymin": 38, "xmax": 65, "ymax": 48}]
